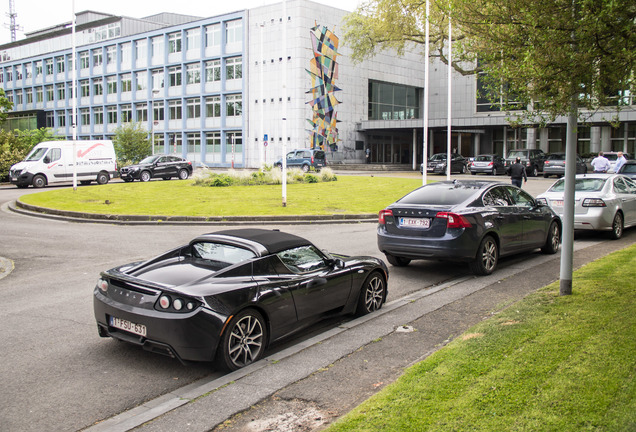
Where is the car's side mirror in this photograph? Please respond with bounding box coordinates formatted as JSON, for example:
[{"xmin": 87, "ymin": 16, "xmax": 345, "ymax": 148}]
[
  {"xmin": 43, "ymin": 156, "xmax": 50, "ymax": 164},
  {"xmin": 326, "ymin": 258, "xmax": 345, "ymax": 269}
]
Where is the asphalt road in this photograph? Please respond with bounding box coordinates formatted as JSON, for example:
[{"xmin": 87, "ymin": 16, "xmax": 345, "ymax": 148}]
[{"xmin": 0, "ymin": 174, "xmax": 629, "ymax": 432}]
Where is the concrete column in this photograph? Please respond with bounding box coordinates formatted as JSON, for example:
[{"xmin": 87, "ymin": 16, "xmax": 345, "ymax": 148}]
[
  {"xmin": 539, "ymin": 128, "xmax": 549, "ymax": 153},
  {"xmin": 526, "ymin": 128, "xmax": 537, "ymax": 149},
  {"xmin": 590, "ymin": 126, "xmax": 601, "ymax": 153},
  {"xmin": 474, "ymin": 133, "xmax": 481, "ymax": 156}
]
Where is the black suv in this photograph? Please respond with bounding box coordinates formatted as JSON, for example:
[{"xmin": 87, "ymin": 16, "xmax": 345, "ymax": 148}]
[
  {"xmin": 504, "ymin": 149, "xmax": 547, "ymax": 177},
  {"xmin": 120, "ymin": 154, "xmax": 193, "ymax": 182},
  {"xmin": 275, "ymin": 149, "xmax": 327, "ymax": 172}
]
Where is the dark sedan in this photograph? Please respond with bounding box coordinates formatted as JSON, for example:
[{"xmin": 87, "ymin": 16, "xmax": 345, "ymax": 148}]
[
  {"xmin": 119, "ymin": 154, "xmax": 193, "ymax": 182},
  {"xmin": 469, "ymin": 154, "xmax": 506, "ymax": 175},
  {"xmin": 543, "ymin": 153, "xmax": 587, "ymax": 178},
  {"xmin": 377, "ymin": 180, "xmax": 561, "ymax": 275},
  {"xmin": 94, "ymin": 229, "xmax": 388, "ymax": 371},
  {"xmin": 420, "ymin": 153, "xmax": 468, "ymax": 175}
]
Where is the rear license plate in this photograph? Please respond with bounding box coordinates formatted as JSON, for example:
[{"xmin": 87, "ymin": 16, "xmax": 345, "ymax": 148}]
[
  {"xmin": 400, "ymin": 217, "xmax": 431, "ymax": 228},
  {"xmin": 110, "ymin": 316, "xmax": 147, "ymax": 337},
  {"xmin": 552, "ymin": 200, "xmax": 564, "ymax": 207}
]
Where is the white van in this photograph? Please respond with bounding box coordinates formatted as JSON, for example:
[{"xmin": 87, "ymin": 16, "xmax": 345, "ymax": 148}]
[{"xmin": 9, "ymin": 140, "xmax": 117, "ymax": 188}]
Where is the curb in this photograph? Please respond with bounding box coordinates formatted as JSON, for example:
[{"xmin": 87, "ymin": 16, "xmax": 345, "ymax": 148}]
[{"xmin": 10, "ymin": 200, "xmax": 378, "ymax": 225}]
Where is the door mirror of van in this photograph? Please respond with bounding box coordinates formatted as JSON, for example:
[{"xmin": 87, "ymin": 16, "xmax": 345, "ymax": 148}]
[{"xmin": 43, "ymin": 155, "xmax": 51, "ymax": 164}]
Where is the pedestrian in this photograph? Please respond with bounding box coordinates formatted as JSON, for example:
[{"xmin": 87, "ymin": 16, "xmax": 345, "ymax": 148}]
[
  {"xmin": 365, "ymin": 147, "xmax": 371, "ymax": 164},
  {"xmin": 614, "ymin": 151, "xmax": 627, "ymax": 173},
  {"xmin": 507, "ymin": 157, "xmax": 527, "ymax": 188},
  {"xmin": 591, "ymin": 152, "xmax": 611, "ymax": 173}
]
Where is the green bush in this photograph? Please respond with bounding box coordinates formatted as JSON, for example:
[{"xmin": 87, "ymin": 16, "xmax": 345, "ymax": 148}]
[{"xmin": 191, "ymin": 167, "xmax": 337, "ymax": 187}]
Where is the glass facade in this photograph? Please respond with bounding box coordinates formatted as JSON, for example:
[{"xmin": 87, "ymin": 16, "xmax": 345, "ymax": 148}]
[{"xmin": 368, "ymin": 81, "xmax": 420, "ymax": 121}]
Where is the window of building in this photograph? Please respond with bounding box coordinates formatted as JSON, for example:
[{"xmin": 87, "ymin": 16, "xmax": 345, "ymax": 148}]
[
  {"xmin": 121, "ymin": 73, "xmax": 132, "ymax": 93},
  {"xmin": 168, "ymin": 66, "xmax": 182, "ymax": 87},
  {"xmin": 15, "ymin": 66, "xmax": 22, "ymax": 80},
  {"xmin": 45, "ymin": 85, "xmax": 53, "ymax": 101},
  {"xmin": 153, "ymin": 100, "xmax": 164, "ymax": 121},
  {"xmin": 225, "ymin": 94, "xmax": 242, "ymax": 116},
  {"xmin": 106, "ymin": 76, "xmax": 117, "ymax": 94},
  {"xmin": 120, "ymin": 43, "xmax": 131, "ymax": 65},
  {"xmin": 5, "ymin": 92, "xmax": 13, "ymax": 104},
  {"xmin": 187, "ymin": 132, "xmax": 201, "ymax": 155},
  {"xmin": 206, "ymin": 24, "xmax": 221, "ymax": 48},
  {"xmin": 79, "ymin": 80, "xmax": 89, "ymax": 97},
  {"xmin": 56, "ymin": 56, "xmax": 65, "ymax": 73},
  {"xmin": 136, "ymin": 103, "xmax": 148, "ymax": 122},
  {"xmin": 186, "ymin": 98, "xmax": 201, "ymax": 119},
  {"xmin": 93, "ymin": 49, "xmax": 102, "ymax": 67},
  {"xmin": 152, "ymin": 36, "xmax": 164, "ymax": 59},
  {"xmin": 57, "ymin": 111, "xmax": 66, "ymax": 127},
  {"xmin": 45, "ymin": 59, "xmax": 53, "ymax": 75},
  {"xmin": 15, "ymin": 90, "xmax": 22, "ymax": 105},
  {"xmin": 226, "ymin": 57, "xmax": 242, "ymax": 80},
  {"xmin": 168, "ymin": 99, "xmax": 182, "ymax": 120},
  {"xmin": 225, "ymin": 20, "xmax": 243, "ymax": 45},
  {"xmin": 205, "ymin": 60, "xmax": 221, "ymax": 82},
  {"xmin": 46, "ymin": 112, "xmax": 54, "ymax": 127},
  {"xmin": 107, "ymin": 106, "xmax": 117, "ymax": 124},
  {"xmin": 5, "ymin": 68, "xmax": 12, "ymax": 82},
  {"xmin": 24, "ymin": 63, "xmax": 31, "ymax": 79},
  {"xmin": 135, "ymin": 39, "xmax": 147, "ymax": 62},
  {"xmin": 168, "ymin": 32, "xmax": 182, "ymax": 54},
  {"xmin": 56, "ymin": 83, "xmax": 65, "ymax": 100},
  {"xmin": 79, "ymin": 52, "xmax": 89, "ymax": 69},
  {"xmin": 121, "ymin": 104, "xmax": 132, "ymax": 123},
  {"xmin": 80, "ymin": 108, "xmax": 90, "ymax": 126},
  {"xmin": 368, "ymin": 81, "xmax": 420, "ymax": 120},
  {"xmin": 206, "ymin": 96, "xmax": 221, "ymax": 117},
  {"xmin": 135, "ymin": 71, "xmax": 147, "ymax": 91},
  {"xmin": 93, "ymin": 78, "xmax": 103, "ymax": 96},
  {"xmin": 108, "ymin": 23, "xmax": 120, "ymax": 39},
  {"xmin": 186, "ymin": 63, "xmax": 201, "ymax": 84},
  {"xmin": 206, "ymin": 131, "xmax": 221, "ymax": 157},
  {"xmin": 35, "ymin": 61, "xmax": 42, "ymax": 77},
  {"xmin": 106, "ymin": 46, "xmax": 116, "ymax": 65},
  {"xmin": 35, "ymin": 87, "xmax": 43, "ymax": 103},
  {"xmin": 25, "ymin": 88, "xmax": 33, "ymax": 103},
  {"xmin": 94, "ymin": 107, "xmax": 104, "ymax": 125},
  {"xmin": 226, "ymin": 131, "xmax": 242, "ymax": 153},
  {"xmin": 186, "ymin": 28, "xmax": 201, "ymax": 52},
  {"xmin": 152, "ymin": 69, "xmax": 164, "ymax": 89}
]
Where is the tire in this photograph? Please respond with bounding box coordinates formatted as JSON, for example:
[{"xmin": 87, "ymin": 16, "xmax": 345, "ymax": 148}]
[
  {"xmin": 543, "ymin": 173, "xmax": 549, "ymax": 178},
  {"xmin": 140, "ymin": 171, "xmax": 151, "ymax": 182},
  {"xmin": 301, "ymin": 164, "xmax": 310, "ymax": 173},
  {"xmin": 531, "ymin": 166, "xmax": 538, "ymax": 177},
  {"xmin": 178, "ymin": 169, "xmax": 189, "ymax": 180},
  {"xmin": 123, "ymin": 178, "xmax": 134, "ymax": 182},
  {"xmin": 460, "ymin": 164, "xmax": 466, "ymax": 174},
  {"xmin": 216, "ymin": 309, "xmax": 266, "ymax": 372},
  {"xmin": 609, "ymin": 212, "xmax": 623, "ymax": 240},
  {"xmin": 162, "ymin": 177, "xmax": 171, "ymax": 180},
  {"xmin": 276, "ymin": 163, "xmax": 283, "ymax": 170},
  {"xmin": 491, "ymin": 168, "xmax": 497, "ymax": 176},
  {"xmin": 471, "ymin": 171, "xmax": 476, "ymax": 176},
  {"xmin": 541, "ymin": 221, "xmax": 561, "ymax": 254},
  {"xmin": 356, "ymin": 271, "xmax": 386, "ymax": 316},
  {"xmin": 469, "ymin": 235, "xmax": 498, "ymax": 275},
  {"xmin": 96, "ymin": 172, "xmax": 109, "ymax": 185},
  {"xmin": 32, "ymin": 174, "xmax": 46, "ymax": 188},
  {"xmin": 385, "ymin": 253, "xmax": 411, "ymax": 267}
]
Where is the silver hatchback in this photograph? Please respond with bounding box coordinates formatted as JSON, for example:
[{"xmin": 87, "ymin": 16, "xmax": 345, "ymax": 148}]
[{"xmin": 537, "ymin": 174, "xmax": 636, "ymax": 239}]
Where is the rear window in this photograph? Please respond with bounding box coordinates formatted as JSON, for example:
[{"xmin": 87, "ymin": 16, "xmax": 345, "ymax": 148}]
[
  {"xmin": 475, "ymin": 155, "xmax": 493, "ymax": 161},
  {"xmin": 313, "ymin": 151, "xmax": 325, "ymax": 159},
  {"xmin": 621, "ymin": 164, "xmax": 636, "ymax": 173},
  {"xmin": 548, "ymin": 178, "xmax": 606, "ymax": 192},
  {"xmin": 507, "ymin": 150, "xmax": 527, "ymax": 159},
  {"xmin": 546, "ymin": 154, "xmax": 565, "ymax": 160},
  {"xmin": 398, "ymin": 183, "xmax": 481, "ymax": 205}
]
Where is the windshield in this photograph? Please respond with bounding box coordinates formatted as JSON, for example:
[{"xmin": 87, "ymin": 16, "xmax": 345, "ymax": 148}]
[
  {"xmin": 139, "ymin": 155, "xmax": 161, "ymax": 164},
  {"xmin": 429, "ymin": 154, "xmax": 447, "ymax": 161},
  {"xmin": 548, "ymin": 178, "xmax": 607, "ymax": 192},
  {"xmin": 507, "ymin": 151, "xmax": 527, "ymax": 159},
  {"xmin": 25, "ymin": 147, "xmax": 48, "ymax": 162}
]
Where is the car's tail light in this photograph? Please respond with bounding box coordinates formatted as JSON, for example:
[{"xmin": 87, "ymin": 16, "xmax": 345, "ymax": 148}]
[
  {"xmin": 155, "ymin": 294, "xmax": 200, "ymax": 313},
  {"xmin": 488, "ymin": 162, "xmax": 493, "ymax": 167},
  {"xmin": 159, "ymin": 295, "xmax": 171, "ymax": 309},
  {"xmin": 545, "ymin": 161, "xmax": 550, "ymax": 166},
  {"xmin": 378, "ymin": 209, "xmax": 393, "ymax": 224},
  {"xmin": 97, "ymin": 278, "xmax": 109, "ymax": 293},
  {"xmin": 436, "ymin": 212, "xmax": 472, "ymax": 228},
  {"xmin": 582, "ymin": 198, "xmax": 606, "ymax": 207},
  {"xmin": 311, "ymin": 155, "xmax": 315, "ymax": 164}
]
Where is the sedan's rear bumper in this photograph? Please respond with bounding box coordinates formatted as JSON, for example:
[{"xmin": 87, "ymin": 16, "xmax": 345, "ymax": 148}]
[{"xmin": 377, "ymin": 227, "xmax": 479, "ymax": 262}]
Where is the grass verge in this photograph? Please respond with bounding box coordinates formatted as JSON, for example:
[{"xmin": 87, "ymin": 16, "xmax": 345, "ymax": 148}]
[
  {"xmin": 19, "ymin": 176, "xmax": 423, "ymax": 217},
  {"xmin": 328, "ymin": 244, "xmax": 636, "ymax": 432}
]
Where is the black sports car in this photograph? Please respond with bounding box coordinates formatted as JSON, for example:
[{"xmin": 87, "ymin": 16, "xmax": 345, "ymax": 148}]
[
  {"xmin": 94, "ymin": 229, "xmax": 388, "ymax": 371},
  {"xmin": 377, "ymin": 180, "xmax": 561, "ymax": 275},
  {"xmin": 119, "ymin": 154, "xmax": 192, "ymax": 182}
]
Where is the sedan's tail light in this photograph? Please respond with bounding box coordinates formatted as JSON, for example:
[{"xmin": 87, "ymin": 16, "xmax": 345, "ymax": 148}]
[
  {"xmin": 155, "ymin": 294, "xmax": 199, "ymax": 313},
  {"xmin": 378, "ymin": 209, "xmax": 393, "ymax": 224},
  {"xmin": 582, "ymin": 198, "xmax": 607, "ymax": 207},
  {"xmin": 436, "ymin": 212, "xmax": 472, "ymax": 228}
]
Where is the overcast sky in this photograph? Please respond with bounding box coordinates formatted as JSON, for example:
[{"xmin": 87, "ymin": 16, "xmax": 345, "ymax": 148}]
[{"xmin": 0, "ymin": 0, "xmax": 362, "ymax": 45}]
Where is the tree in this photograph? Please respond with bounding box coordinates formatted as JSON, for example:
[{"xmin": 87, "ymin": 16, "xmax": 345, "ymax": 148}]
[
  {"xmin": 344, "ymin": 0, "xmax": 636, "ymax": 294},
  {"xmin": 113, "ymin": 122, "xmax": 152, "ymax": 165},
  {"xmin": 0, "ymin": 88, "xmax": 13, "ymax": 124}
]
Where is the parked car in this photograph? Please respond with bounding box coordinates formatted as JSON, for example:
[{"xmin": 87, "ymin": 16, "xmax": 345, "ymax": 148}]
[
  {"xmin": 377, "ymin": 180, "xmax": 561, "ymax": 275},
  {"xmin": 469, "ymin": 154, "xmax": 506, "ymax": 175},
  {"xmin": 119, "ymin": 154, "xmax": 193, "ymax": 182},
  {"xmin": 421, "ymin": 153, "xmax": 468, "ymax": 175},
  {"xmin": 617, "ymin": 160, "xmax": 636, "ymax": 179},
  {"xmin": 275, "ymin": 149, "xmax": 326, "ymax": 172},
  {"xmin": 504, "ymin": 149, "xmax": 547, "ymax": 177},
  {"xmin": 603, "ymin": 152, "xmax": 631, "ymax": 172},
  {"xmin": 537, "ymin": 174, "xmax": 636, "ymax": 239},
  {"xmin": 542, "ymin": 153, "xmax": 587, "ymax": 178},
  {"xmin": 94, "ymin": 228, "xmax": 388, "ymax": 370}
]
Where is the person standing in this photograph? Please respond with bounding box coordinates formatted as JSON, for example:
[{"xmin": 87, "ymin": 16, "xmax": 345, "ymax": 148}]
[
  {"xmin": 365, "ymin": 147, "xmax": 371, "ymax": 164},
  {"xmin": 614, "ymin": 151, "xmax": 627, "ymax": 173},
  {"xmin": 591, "ymin": 152, "xmax": 611, "ymax": 173},
  {"xmin": 508, "ymin": 157, "xmax": 527, "ymax": 188}
]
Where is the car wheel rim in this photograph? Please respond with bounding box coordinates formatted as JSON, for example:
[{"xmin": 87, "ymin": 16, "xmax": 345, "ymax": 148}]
[
  {"xmin": 551, "ymin": 224, "xmax": 560, "ymax": 251},
  {"xmin": 365, "ymin": 276, "xmax": 384, "ymax": 312},
  {"xmin": 179, "ymin": 170, "xmax": 188, "ymax": 179},
  {"xmin": 141, "ymin": 172, "xmax": 150, "ymax": 181},
  {"xmin": 228, "ymin": 315, "xmax": 264, "ymax": 368},
  {"xmin": 614, "ymin": 215, "xmax": 623, "ymax": 237},
  {"xmin": 482, "ymin": 240, "xmax": 497, "ymax": 271}
]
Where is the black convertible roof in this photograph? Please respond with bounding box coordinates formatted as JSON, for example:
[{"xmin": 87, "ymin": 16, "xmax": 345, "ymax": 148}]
[{"xmin": 202, "ymin": 229, "xmax": 312, "ymax": 254}]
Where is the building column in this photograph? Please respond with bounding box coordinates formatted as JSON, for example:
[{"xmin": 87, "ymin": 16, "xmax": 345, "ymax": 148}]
[
  {"xmin": 601, "ymin": 126, "xmax": 611, "ymax": 151},
  {"xmin": 474, "ymin": 133, "xmax": 481, "ymax": 156},
  {"xmin": 526, "ymin": 128, "xmax": 537, "ymax": 150},
  {"xmin": 539, "ymin": 128, "xmax": 549, "ymax": 153},
  {"xmin": 590, "ymin": 126, "xmax": 601, "ymax": 153}
]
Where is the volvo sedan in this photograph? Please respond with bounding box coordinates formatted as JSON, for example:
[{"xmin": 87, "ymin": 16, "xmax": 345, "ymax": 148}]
[
  {"xmin": 94, "ymin": 229, "xmax": 388, "ymax": 371},
  {"xmin": 537, "ymin": 174, "xmax": 636, "ymax": 239},
  {"xmin": 377, "ymin": 180, "xmax": 561, "ymax": 275}
]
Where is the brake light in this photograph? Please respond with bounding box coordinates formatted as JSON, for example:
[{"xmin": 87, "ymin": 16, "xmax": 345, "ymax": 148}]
[
  {"xmin": 378, "ymin": 209, "xmax": 393, "ymax": 224},
  {"xmin": 582, "ymin": 198, "xmax": 606, "ymax": 207},
  {"xmin": 436, "ymin": 212, "xmax": 472, "ymax": 228},
  {"xmin": 311, "ymin": 155, "xmax": 315, "ymax": 164},
  {"xmin": 488, "ymin": 162, "xmax": 493, "ymax": 167}
]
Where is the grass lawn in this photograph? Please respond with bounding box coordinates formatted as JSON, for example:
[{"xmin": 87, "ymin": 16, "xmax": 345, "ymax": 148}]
[
  {"xmin": 327, "ymin": 244, "xmax": 636, "ymax": 431},
  {"xmin": 19, "ymin": 176, "xmax": 423, "ymax": 217}
]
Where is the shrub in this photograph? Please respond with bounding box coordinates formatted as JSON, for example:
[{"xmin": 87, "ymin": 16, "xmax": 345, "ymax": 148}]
[{"xmin": 191, "ymin": 167, "xmax": 337, "ymax": 187}]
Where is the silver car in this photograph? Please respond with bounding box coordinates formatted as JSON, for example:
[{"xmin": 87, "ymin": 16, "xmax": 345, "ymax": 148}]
[{"xmin": 537, "ymin": 174, "xmax": 636, "ymax": 239}]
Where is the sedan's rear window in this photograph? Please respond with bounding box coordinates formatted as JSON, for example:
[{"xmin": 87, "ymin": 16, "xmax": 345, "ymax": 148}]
[
  {"xmin": 546, "ymin": 154, "xmax": 566, "ymax": 160},
  {"xmin": 548, "ymin": 178, "xmax": 606, "ymax": 192},
  {"xmin": 399, "ymin": 183, "xmax": 481, "ymax": 205},
  {"xmin": 191, "ymin": 242, "xmax": 256, "ymax": 265},
  {"xmin": 475, "ymin": 155, "xmax": 493, "ymax": 161}
]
